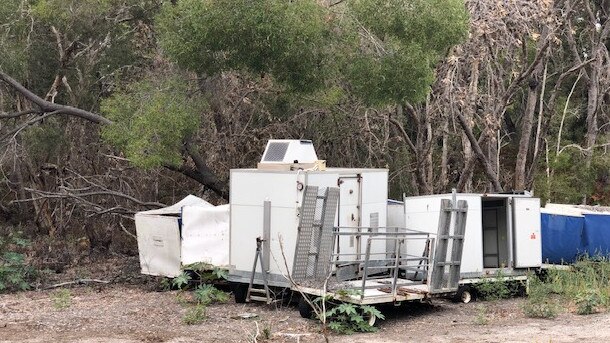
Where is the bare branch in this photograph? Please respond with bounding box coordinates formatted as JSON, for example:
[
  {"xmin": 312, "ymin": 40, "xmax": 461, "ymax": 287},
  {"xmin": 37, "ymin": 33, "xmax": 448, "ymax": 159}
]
[
  {"xmin": 0, "ymin": 71, "xmax": 113, "ymax": 125},
  {"xmin": 0, "ymin": 109, "xmax": 40, "ymax": 119}
]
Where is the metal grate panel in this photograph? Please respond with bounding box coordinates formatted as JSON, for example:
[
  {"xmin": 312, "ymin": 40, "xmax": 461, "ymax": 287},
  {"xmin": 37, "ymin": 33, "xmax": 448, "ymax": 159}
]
[
  {"xmin": 292, "ymin": 186, "xmax": 340, "ymax": 283},
  {"xmin": 262, "ymin": 142, "xmax": 289, "ymax": 162},
  {"xmin": 292, "ymin": 186, "xmax": 319, "ymax": 281},
  {"xmin": 315, "ymin": 187, "xmax": 340, "ymax": 279}
]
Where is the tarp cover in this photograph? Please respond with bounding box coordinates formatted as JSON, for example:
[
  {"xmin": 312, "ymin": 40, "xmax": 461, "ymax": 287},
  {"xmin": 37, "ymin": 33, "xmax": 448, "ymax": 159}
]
[
  {"xmin": 135, "ymin": 195, "xmax": 228, "ymax": 277},
  {"xmin": 138, "ymin": 195, "xmax": 213, "ymax": 216},
  {"xmin": 541, "ymin": 212, "xmax": 584, "ymax": 264},
  {"xmin": 582, "ymin": 214, "xmax": 610, "ymax": 257}
]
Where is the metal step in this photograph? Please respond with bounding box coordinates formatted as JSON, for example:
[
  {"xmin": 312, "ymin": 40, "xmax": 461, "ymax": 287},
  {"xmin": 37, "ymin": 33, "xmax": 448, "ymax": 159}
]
[
  {"xmin": 248, "ymin": 288, "xmax": 268, "ymax": 295},
  {"xmin": 248, "ymin": 295, "xmax": 272, "ymax": 303}
]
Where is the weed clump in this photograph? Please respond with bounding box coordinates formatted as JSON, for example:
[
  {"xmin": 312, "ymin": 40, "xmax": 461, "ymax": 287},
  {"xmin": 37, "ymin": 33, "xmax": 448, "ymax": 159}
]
[
  {"xmin": 524, "ymin": 257, "xmax": 610, "ymax": 317},
  {"xmin": 0, "ymin": 231, "xmax": 36, "ymax": 292}
]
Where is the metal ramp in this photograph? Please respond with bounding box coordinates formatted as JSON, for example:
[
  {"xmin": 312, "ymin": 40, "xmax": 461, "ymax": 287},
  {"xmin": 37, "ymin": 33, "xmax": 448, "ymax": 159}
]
[
  {"xmin": 428, "ymin": 198, "xmax": 468, "ymax": 294},
  {"xmin": 292, "ymin": 186, "xmax": 340, "ymax": 283}
]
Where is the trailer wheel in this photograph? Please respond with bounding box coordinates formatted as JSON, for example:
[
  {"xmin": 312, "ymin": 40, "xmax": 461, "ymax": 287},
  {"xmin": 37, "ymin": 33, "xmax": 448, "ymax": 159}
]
[
  {"xmin": 298, "ymin": 296, "xmax": 314, "ymax": 319},
  {"xmin": 232, "ymin": 283, "xmax": 249, "ymax": 304},
  {"xmin": 455, "ymin": 285, "xmax": 475, "ymax": 304},
  {"xmin": 363, "ymin": 310, "xmax": 377, "ymax": 327}
]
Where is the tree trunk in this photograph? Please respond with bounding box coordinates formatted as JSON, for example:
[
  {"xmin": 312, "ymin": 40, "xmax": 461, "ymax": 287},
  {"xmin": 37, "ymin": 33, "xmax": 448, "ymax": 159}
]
[{"xmin": 514, "ymin": 79, "xmax": 541, "ymax": 190}]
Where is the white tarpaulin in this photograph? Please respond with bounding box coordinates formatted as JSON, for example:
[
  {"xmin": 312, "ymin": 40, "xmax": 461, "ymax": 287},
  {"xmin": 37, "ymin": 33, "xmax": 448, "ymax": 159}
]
[{"xmin": 135, "ymin": 195, "xmax": 229, "ymax": 277}]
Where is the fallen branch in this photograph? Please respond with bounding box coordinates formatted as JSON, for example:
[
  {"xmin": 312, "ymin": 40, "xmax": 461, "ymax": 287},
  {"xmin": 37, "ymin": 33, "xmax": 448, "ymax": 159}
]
[{"xmin": 44, "ymin": 278, "xmax": 110, "ymax": 290}]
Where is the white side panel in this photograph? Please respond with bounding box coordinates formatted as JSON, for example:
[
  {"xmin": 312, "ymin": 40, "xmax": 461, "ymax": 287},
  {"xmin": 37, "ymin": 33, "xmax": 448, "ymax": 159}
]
[
  {"xmin": 387, "ymin": 202, "xmax": 406, "ymax": 253},
  {"xmin": 513, "ymin": 198, "xmax": 542, "ymax": 268},
  {"xmin": 404, "ymin": 194, "xmax": 483, "ymax": 274},
  {"xmin": 230, "ymin": 170, "xmax": 300, "ymax": 276},
  {"xmin": 181, "ymin": 204, "xmax": 230, "ymax": 267},
  {"xmin": 230, "ymin": 171, "xmax": 298, "ymax": 207},
  {"xmin": 135, "ymin": 214, "xmax": 181, "ymax": 277},
  {"xmin": 360, "ymin": 172, "xmax": 388, "ymax": 205},
  {"xmin": 231, "ymin": 204, "xmax": 298, "ymax": 275},
  {"xmin": 387, "ymin": 203, "xmax": 405, "ymax": 228}
]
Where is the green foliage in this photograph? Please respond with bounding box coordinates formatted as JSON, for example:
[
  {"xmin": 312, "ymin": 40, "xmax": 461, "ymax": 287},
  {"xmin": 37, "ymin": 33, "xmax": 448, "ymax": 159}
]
[
  {"xmin": 346, "ymin": 0, "xmax": 469, "ymax": 105},
  {"xmin": 182, "ymin": 304, "xmax": 206, "ymax": 325},
  {"xmin": 0, "ymin": 232, "xmax": 35, "ymax": 293},
  {"xmin": 0, "ymin": 0, "xmax": 31, "ymax": 77},
  {"xmin": 156, "ymin": 0, "xmax": 468, "ymax": 106},
  {"xmin": 535, "ymin": 150, "xmax": 597, "ymax": 205},
  {"xmin": 546, "ymin": 258, "xmax": 610, "ymax": 309},
  {"xmin": 171, "ymin": 271, "xmax": 192, "ymax": 290},
  {"xmin": 475, "ymin": 271, "xmax": 522, "ymax": 301},
  {"xmin": 193, "ymin": 284, "xmax": 229, "ymax": 305},
  {"xmin": 522, "ymin": 275, "xmax": 559, "ymax": 318},
  {"xmin": 182, "ymin": 262, "xmax": 228, "ymax": 282},
  {"xmin": 157, "ymin": 0, "xmax": 333, "ymax": 93},
  {"xmin": 101, "ymin": 75, "xmax": 205, "ymax": 168},
  {"xmin": 52, "ymin": 289, "xmax": 72, "ymax": 310},
  {"xmin": 474, "ymin": 304, "xmax": 489, "ymax": 325},
  {"xmin": 576, "ymin": 289, "xmax": 602, "ymax": 315},
  {"xmin": 23, "ymin": 121, "xmax": 65, "ymax": 162},
  {"xmin": 325, "ymin": 302, "xmax": 384, "ymax": 334},
  {"xmin": 524, "ymin": 258, "xmax": 610, "ymax": 317}
]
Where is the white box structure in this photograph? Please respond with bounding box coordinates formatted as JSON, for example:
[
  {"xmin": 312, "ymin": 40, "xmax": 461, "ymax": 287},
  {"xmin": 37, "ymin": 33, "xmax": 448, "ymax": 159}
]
[
  {"xmin": 403, "ymin": 193, "xmax": 541, "ymax": 279},
  {"xmin": 229, "ymin": 167, "xmax": 388, "ymax": 287},
  {"xmin": 135, "ymin": 195, "xmax": 230, "ymax": 277}
]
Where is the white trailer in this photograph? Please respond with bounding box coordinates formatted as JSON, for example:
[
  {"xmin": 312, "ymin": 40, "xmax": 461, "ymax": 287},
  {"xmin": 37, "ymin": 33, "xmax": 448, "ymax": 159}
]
[
  {"xmin": 400, "ymin": 192, "xmax": 541, "ymax": 300},
  {"xmin": 227, "ymin": 140, "xmax": 388, "ymax": 298}
]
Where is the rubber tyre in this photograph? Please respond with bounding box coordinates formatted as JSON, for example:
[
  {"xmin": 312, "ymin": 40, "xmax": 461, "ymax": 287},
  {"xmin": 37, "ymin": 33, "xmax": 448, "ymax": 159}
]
[
  {"xmin": 362, "ymin": 308, "xmax": 377, "ymax": 327},
  {"xmin": 232, "ymin": 283, "xmax": 249, "ymax": 304},
  {"xmin": 454, "ymin": 285, "xmax": 475, "ymax": 304},
  {"xmin": 298, "ymin": 296, "xmax": 314, "ymax": 319}
]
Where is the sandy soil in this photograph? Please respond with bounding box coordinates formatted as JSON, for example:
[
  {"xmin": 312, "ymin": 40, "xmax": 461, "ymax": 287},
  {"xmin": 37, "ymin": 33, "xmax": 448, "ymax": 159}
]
[
  {"xmin": 2, "ymin": 257, "xmax": 610, "ymax": 342},
  {"xmin": 2, "ymin": 285, "xmax": 610, "ymax": 343}
]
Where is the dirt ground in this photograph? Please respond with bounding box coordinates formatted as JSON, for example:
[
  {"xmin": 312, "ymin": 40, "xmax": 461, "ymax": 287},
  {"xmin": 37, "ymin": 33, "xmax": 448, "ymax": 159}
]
[{"xmin": 2, "ymin": 257, "xmax": 610, "ymax": 343}]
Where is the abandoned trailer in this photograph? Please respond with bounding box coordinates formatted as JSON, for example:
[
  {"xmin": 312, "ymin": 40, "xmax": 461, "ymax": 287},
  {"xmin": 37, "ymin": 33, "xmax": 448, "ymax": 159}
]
[{"xmin": 135, "ymin": 139, "xmax": 549, "ymax": 319}]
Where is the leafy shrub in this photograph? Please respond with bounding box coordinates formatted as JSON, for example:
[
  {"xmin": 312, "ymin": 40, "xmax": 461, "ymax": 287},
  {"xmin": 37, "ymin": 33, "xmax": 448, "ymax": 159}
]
[
  {"xmin": 0, "ymin": 232, "xmax": 35, "ymax": 292},
  {"xmin": 172, "ymin": 271, "xmax": 192, "ymax": 290},
  {"xmin": 474, "ymin": 304, "xmax": 489, "ymax": 325},
  {"xmin": 522, "ymin": 275, "xmax": 558, "ymax": 318},
  {"xmin": 575, "ymin": 289, "xmax": 602, "ymax": 315},
  {"xmin": 183, "ymin": 305, "xmax": 206, "ymax": 325},
  {"xmin": 475, "ymin": 271, "xmax": 522, "ymax": 301},
  {"xmin": 325, "ymin": 303, "xmax": 384, "ymax": 334},
  {"xmin": 194, "ymin": 284, "xmax": 229, "ymax": 305}
]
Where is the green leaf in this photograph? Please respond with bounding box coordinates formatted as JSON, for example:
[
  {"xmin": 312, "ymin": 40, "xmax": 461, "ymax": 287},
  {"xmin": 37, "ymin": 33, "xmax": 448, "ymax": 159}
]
[
  {"xmin": 337, "ymin": 303, "xmax": 357, "ymax": 316},
  {"xmin": 212, "ymin": 268, "xmax": 228, "ymax": 280},
  {"xmin": 172, "ymin": 272, "xmax": 192, "ymax": 289}
]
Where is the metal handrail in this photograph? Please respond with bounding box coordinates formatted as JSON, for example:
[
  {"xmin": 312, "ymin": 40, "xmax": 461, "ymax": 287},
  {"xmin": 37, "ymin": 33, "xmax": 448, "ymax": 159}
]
[{"xmin": 330, "ymin": 227, "xmax": 434, "ymax": 300}]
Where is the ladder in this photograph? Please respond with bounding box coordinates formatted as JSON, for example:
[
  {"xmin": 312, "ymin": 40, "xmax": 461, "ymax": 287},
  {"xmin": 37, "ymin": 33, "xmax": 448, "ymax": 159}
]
[
  {"xmin": 246, "ymin": 237, "xmax": 272, "ymax": 304},
  {"xmin": 428, "ymin": 196, "xmax": 468, "ymax": 294}
]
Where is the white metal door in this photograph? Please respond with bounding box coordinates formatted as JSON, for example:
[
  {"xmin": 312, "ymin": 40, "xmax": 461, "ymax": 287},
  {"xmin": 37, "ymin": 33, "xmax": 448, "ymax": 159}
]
[
  {"xmin": 338, "ymin": 177, "xmax": 361, "ymax": 253},
  {"xmin": 512, "ymin": 198, "xmax": 542, "ymax": 268}
]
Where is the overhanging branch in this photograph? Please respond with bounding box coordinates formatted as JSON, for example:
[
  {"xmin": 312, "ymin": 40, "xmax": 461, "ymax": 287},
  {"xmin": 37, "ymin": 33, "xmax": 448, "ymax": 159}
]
[{"xmin": 0, "ymin": 70, "xmax": 113, "ymax": 125}]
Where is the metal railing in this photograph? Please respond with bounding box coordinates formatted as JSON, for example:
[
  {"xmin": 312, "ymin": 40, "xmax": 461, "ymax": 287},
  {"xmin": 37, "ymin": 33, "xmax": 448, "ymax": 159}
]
[{"xmin": 330, "ymin": 227, "xmax": 435, "ymax": 299}]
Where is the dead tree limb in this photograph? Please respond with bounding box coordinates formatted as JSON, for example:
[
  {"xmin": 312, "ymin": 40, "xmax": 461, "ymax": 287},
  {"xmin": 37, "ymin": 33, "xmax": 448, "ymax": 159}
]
[
  {"xmin": 455, "ymin": 112, "xmax": 503, "ymax": 192},
  {"xmin": 0, "ymin": 71, "xmax": 112, "ymax": 125}
]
